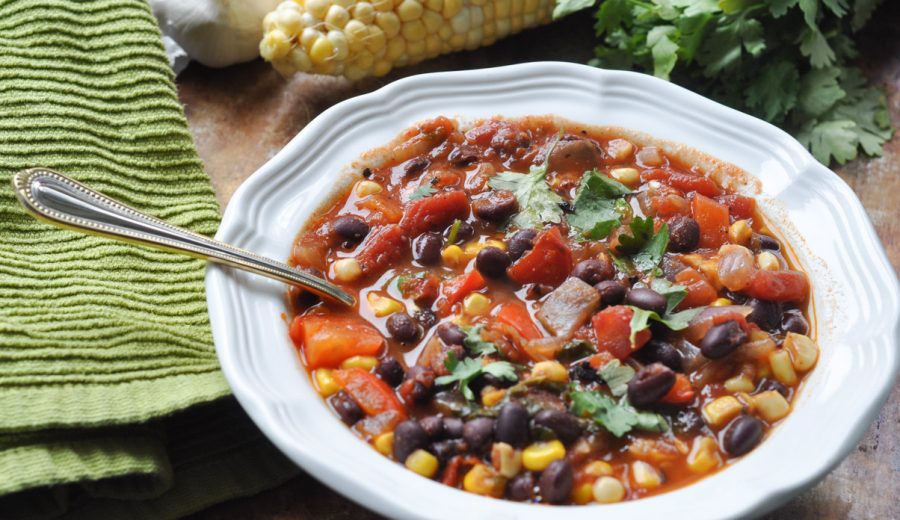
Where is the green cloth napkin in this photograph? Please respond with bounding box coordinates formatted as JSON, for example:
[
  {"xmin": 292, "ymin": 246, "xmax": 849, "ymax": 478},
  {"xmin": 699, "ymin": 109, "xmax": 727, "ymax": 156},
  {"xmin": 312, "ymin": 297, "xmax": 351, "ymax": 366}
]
[{"xmin": 0, "ymin": 0, "xmax": 298, "ymax": 518}]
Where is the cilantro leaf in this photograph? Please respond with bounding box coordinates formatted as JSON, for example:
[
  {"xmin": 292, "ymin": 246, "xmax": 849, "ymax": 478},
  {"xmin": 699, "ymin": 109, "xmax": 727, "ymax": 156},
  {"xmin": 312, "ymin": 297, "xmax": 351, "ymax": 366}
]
[
  {"xmin": 648, "ymin": 25, "xmax": 679, "ymax": 80},
  {"xmin": 648, "ymin": 278, "xmax": 687, "ymax": 314},
  {"xmin": 796, "ymin": 119, "xmax": 860, "ymax": 165},
  {"xmin": 614, "ymin": 217, "xmax": 669, "ymax": 273},
  {"xmin": 436, "ymin": 352, "xmax": 517, "ymax": 401},
  {"xmin": 597, "ymin": 360, "xmax": 635, "ymax": 397},
  {"xmin": 628, "ymin": 305, "xmax": 706, "ymax": 346},
  {"xmin": 798, "ymin": 67, "xmax": 845, "ymax": 118},
  {"xmin": 570, "ymin": 389, "xmax": 668, "ymax": 437},
  {"xmin": 553, "ymin": 0, "xmax": 596, "ymax": 19},
  {"xmin": 744, "ymin": 60, "xmax": 800, "ymax": 123},
  {"xmin": 461, "ymin": 324, "xmax": 498, "ymax": 356},
  {"xmin": 408, "ymin": 185, "xmax": 437, "ymax": 201},
  {"xmin": 488, "ymin": 139, "xmax": 564, "ymax": 230},
  {"xmin": 566, "ymin": 169, "xmax": 631, "ymax": 239}
]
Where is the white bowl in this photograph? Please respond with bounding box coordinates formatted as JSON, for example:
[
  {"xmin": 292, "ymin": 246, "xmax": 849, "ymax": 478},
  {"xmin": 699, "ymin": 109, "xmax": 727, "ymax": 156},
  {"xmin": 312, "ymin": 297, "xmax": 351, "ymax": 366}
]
[{"xmin": 206, "ymin": 62, "xmax": 900, "ymax": 520}]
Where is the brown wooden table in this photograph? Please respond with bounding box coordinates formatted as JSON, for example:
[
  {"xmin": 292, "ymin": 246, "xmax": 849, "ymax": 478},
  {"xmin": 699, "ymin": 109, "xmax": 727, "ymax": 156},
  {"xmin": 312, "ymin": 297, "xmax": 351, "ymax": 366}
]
[{"xmin": 180, "ymin": 9, "xmax": 899, "ymax": 519}]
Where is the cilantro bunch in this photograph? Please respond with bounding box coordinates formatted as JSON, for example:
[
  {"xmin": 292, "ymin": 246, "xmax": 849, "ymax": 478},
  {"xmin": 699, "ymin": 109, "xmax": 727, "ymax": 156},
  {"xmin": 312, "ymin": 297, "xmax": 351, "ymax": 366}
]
[{"xmin": 553, "ymin": 0, "xmax": 893, "ymax": 165}]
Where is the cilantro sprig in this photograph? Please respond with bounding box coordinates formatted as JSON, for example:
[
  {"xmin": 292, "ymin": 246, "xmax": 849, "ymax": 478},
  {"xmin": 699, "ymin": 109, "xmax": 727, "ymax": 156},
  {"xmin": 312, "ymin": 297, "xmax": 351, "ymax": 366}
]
[
  {"xmin": 570, "ymin": 388, "xmax": 668, "ymax": 437},
  {"xmin": 408, "ymin": 185, "xmax": 437, "ymax": 201},
  {"xmin": 627, "ymin": 278, "xmax": 705, "ymax": 345},
  {"xmin": 552, "ymin": 0, "xmax": 893, "ymax": 165},
  {"xmin": 488, "ymin": 136, "xmax": 564, "ymax": 229},
  {"xmin": 567, "ymin": 169, "xmax": 632, "ymax": 239},
  {"xmin": 613, "ymin": 216, "xmax": 669, "ymax": 273},
  {"xmin": 435, "ymin": 351, "xmax": 517, "ymax": 401}
]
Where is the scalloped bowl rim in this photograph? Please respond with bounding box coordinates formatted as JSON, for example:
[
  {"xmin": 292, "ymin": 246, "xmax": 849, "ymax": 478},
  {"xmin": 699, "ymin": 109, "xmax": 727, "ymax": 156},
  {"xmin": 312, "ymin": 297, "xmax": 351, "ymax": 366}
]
[{"xmin": 206, "ymin": 62, "xmax": 900, "ymax": 520}]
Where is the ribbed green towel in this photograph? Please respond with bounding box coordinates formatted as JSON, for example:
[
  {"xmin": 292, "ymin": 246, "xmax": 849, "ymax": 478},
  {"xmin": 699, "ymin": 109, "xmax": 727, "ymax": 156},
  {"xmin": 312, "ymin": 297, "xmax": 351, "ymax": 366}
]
[{"xmin": 0, "ymin": 0, "xmax": 298, "ymax": 518}]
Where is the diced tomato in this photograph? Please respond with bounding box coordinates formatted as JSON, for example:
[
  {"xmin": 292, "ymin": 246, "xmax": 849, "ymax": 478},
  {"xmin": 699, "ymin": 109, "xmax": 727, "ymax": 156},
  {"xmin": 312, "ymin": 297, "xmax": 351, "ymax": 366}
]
[
  {"xmin": 591, "ymin": 306, "xmax": 650, "ymax": 360},
  {"xmin": 653, "ymin": 194, "xmax": 690, "ymax": 218},
  {"xmin": 399, "ymin": 190, "xmax": 470, "ymax": 236},
  {"xmin": 507, "ymin": 227, "xmax": 574, "ymax": 287},
  {"xmin": 691, "ymin": 193, "xmax": 729, "ymax": 249},
  {"xmin": 660, "ymin": 374, "xmax": 695, "ymax": 404},
  {"xmin": 465, "ymin": 120, "xmax": 504, "ymax": 146},
  {"xmin": 290, "ymin": 315, "xmax": 385, "ymax": 369},
  {"xmin": 399, "ymin": 273, "xmax": 440, "ymax": 307},
  {"xmin": 356, "ymin": 194, "xmax": 403, "ymax": 225},
  {"xmin": 356, "ymin": 224, "xmax": 409, "ymax": 277},
  {"xmin": 437, "ymin": 269, "xmax": 486, "ymax": 314},
  {"xmin": 333, "ymin": 368, "xmax": 406, "ymax": 420},
  {"xmin": 641, "ymin": 169, "xmax": 721, "ymax": 198},
  {"xmin": 717, "ymin": 194, "xmax": 756, "ymax": 220},
  {"xmin": 587, "ymin": 351, "xmax": 616, "ymax": 370},
  {"xmin": 674, "ymin": 268, "xmax": 718, "ymax": 309},
  {"xmin": 744, "ymin": 270, "xmax": 809, "ymax": 302},
  {"xmin": 495, "ymin": 302, "xmax": 543, "ymax": 340}
]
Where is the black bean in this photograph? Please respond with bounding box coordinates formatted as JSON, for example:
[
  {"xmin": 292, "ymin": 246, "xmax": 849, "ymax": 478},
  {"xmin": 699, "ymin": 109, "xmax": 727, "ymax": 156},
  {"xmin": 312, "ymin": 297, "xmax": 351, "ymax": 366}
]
[
  {"xmin": 413, "ymin": 232, "xmax": 443, "ymax": 265},
  {"xmin": 445, "ymin": 221, "xmax": 474, "ymax": 244},
  {"xmin": 437, "ymin": 322, "xmax": 467, "ymax": 346},
  {"xmin": 332, "ymin": 215, "xmax": 369, "ymax": 245},
  {"xmin": 506, "ymin": 229, "xmax": 537, "ymax": 260},
  {"xmin": 627, "ymin": 363, "xmax": 676, "ymax": 407},
  {"xmin": 634, "ymin": 339, "xmax": 683, "ymax": 372},
  {"xmin": 571, "ymin": 258, "xmax": 614, "ymax": 285},
  {"xmin": 463, "ymin": 417, "xmax": 495, "ymax": 452},
  {"xmin": 507, "ymin": 473, "xmax": 535, "ymax": 501},
  {"xmin": 533, "ymin": 409, "xmax": 582, "ymax": 444},
  {"xmin": 595, "ymin": 280, "xmax": 626, "ymax": 307},
  {"xmin": 756, "ymin": 234, "xmax": 780, "ymax": 251},
  {"xmin": 569, "ymin": 361, "xmax": 602, "ymax": 384},
  {"xmin": 700, "ymin": 320, "xmax": 747, "ymax": 359},
  {"xmin": 448, "ymin": 145, "xmax": 480, "ymax": 166},
  {"xmin": 539, "ymin": 459, "xmax": 574, "ymax": 504},
  {"xmin": 722, "ymin": 415, "xmax": 764, "ymax": 456},
  {"xmin": 668, "ymin": 216, "xmax": 700, "ymax": 252},
  {"xmin": 755, "ymin": 378, "xmax": 790, "ymax": 398},
  {"xmin": 374, "ymin": 358, "xmax": 404, "ymax": 386},
  {"xmin": 476, "ymin": 247, "xmax": 511, "ymax": 278},
  {"xmin": 330, "ymin": 391, "xmax": 363, "ymax": 425},
  {"xmin": 443, "ymin": 417, "xmax": 464, "ymax": 439},
  {"xmin": 420, "ymin": 415, "xmax": 445, "ymax": 439},
  {"xmin": 404, "ymin": 156, "xmax": 429, "ymax": 177},
  {"xmin": 386, "ymin": 313, "xmax": 421, "ymax": 343},
  {"xmin": 473, "ymin": 190, "xmax": 519, "ymax": 223},
  {"xmin": 495, "ymin": 402, "xmax": 530, "ymax": 448},
  {"xmin": 393, "ymin": 420, "xmax": 429, "ymax": 462},
  {"xmin": 471, "ymin": 372, "xmax": 515, "ymax": 396},
  {"xmin": 625, "ymin": 287, "xmax": 667, "ymax": 315},
  {"xmin": 747, "ymin": 299, "xmax": 782, "ymax": 332},
  {"xmin": 431, "ymin": 439, "xmax": 467, "ymax": 462},
  {"xmin": 782, "ymin": 310, "xmax": 809, "ymax": 335},
  {"xmin": 414, "ymin": 309, "xmax": 438, "ymax": 329},
  {"xmin": 405, "ymin": 366, "xmax": 435, "ymax": 404}
]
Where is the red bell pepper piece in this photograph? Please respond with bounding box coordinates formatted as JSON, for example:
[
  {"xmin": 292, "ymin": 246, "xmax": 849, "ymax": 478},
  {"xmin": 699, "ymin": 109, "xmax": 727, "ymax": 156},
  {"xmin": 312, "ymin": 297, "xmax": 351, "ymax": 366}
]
[
  {"xmin": 437, "ymin": 269, "xmax": 486, "ymax": 314},
  {"xmin": 399, "ymin": 190, "xmax": 470, "ymax": 236},
  {"xmin": 290, "ymin": 315, "xmax": 385, "ymax": 369},
  {"xmin": 674, "ymin": 267, "xmax": 718, "ymax": 309},
  {"xmin": 495, "ymin": 301, "xmax": 543, "ymax": 340},
  {"xmin": 591, "ymin": 306, "xmax": 651, "ymax": 360},
  {"xmin": 660, "ymin": 373, "xmax": 695, "ymax": 404},
  {"xmin": 641, "ymin": 169, "xmax": 721, "ymax": 198},
  {"xmin": 333, "ymin": 368, "xmax": 407, "ymax": 419},
  {"xmin": 356, "ymin": 224, "xmax": 410, "ymax": 277},
  {"xmin": 691, "ymin": 193, "xmax": 729, "ymax": 249},
  {"xmin": 744, "ymin": 270, "xmax": 809, "ymax": 302},
  {"xmin": 507, "ymin": 227, "xmax": 574, "ymax": 287},
  {"xmin": 717, "ymin": 194, "xmax": 756, "ymax": 220}
]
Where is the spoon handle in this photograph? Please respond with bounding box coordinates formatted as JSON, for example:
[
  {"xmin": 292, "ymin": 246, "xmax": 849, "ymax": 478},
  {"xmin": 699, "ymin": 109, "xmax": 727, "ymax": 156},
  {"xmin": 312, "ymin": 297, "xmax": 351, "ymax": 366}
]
[{"xmin": 12, "ymin": 168, "xmax": 356, "ymax": 307}]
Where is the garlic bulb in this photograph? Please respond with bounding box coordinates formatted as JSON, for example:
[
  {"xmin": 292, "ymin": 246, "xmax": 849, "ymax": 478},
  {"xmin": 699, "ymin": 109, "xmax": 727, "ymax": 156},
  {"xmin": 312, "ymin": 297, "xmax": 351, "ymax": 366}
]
[{"xmin": 150, "ymin": 0, "xmax": 281, "ymax": 68}]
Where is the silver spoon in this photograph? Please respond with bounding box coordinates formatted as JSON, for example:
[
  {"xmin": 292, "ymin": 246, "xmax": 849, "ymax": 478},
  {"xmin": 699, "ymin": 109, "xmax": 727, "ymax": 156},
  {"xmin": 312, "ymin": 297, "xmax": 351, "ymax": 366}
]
[{"xmin": 12, "ymin": 168, "xmax": 356, "ymax": 307}]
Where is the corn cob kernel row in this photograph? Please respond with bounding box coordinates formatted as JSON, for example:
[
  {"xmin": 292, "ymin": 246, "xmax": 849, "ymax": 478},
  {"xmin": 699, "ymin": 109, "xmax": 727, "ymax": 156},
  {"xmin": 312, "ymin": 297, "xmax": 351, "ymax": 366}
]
[{"xmin": 259, "ymin": 0, "xmax": 555, "ymax": 79}]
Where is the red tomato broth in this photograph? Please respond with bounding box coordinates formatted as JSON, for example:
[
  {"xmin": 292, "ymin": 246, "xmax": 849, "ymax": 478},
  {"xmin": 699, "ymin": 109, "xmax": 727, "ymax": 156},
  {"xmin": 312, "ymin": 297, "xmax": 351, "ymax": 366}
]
[{"xmin": 286, "ymin": 116, "xmax": 816, "ymax": 504}]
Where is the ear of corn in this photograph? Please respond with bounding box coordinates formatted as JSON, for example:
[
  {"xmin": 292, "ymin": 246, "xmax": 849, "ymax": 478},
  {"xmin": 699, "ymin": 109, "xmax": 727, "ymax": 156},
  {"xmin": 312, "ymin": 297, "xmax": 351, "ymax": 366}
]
[{"xmin": 260, "ymin": 0, "xmax": 555, "ymax": 79}]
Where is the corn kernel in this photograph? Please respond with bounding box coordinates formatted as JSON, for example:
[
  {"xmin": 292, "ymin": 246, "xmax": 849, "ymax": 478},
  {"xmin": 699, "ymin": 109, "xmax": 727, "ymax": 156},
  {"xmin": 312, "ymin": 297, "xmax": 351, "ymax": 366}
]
[
  {"xmin": 372, "ymin": 0, "xmax": 392, "ymax": 10},
  {"xmin": 402, "ymin": 19, "xmax": 427, "ymax": 40},
  {"xmin": 441, "ymin": 245, "xmax": 464, "ymax": 266},
  {"xmin": 332, "ymin": 258, "xmax": 362, "ymax": 282},
  {"xmin": 754, "ymin": 390, "xmax": 790, "ymax": 422},
  {"xmin": 462, "ymin": 239, "xmax": 506, "ymax": 259},
  {"xmin": 372, "ymin": 60, "xmax": 392, "ymax": 77},
  {"xmin": 584, "ymin": 460, "xmax": 613, "ymax": 478},
  {"xmin": 784, "ymin": 332, "xmax": 818, "ymax": 372},
  {"xmin": 463, "ymin": 463, "xmax": 505, "ymax": 497},
  {"xmin": 529, "ymin": 360, "xmax": 569, "ymax": 384},
  {"xmin": 355, "ymin": 180, "xmax": 383, "ymax": 197},
  {"xmin": 397, "ymin": 0, "xmax": 424, "ymax": 20},
  {"xmin": 367, "ymin": 292, "xmax": 404, "ymax": 317},
  {"xmin": 711, "ymin": 297, "xmax": 733, "ymax": 307},
  {"xmin": 728, "ymin": 220, "xmax": 753, "ymax": 245},
  {"xmin": 686, "ymin": 436, "xmax": 722, "ymax": 474},
  {"xmin": 314, "ymin": 369, "xmax": 340, "ymax": 397},
  {"xmin": 702, "ymin": 396, "xmax": 743, "ymax": 428},
  {"xmin": 572, "ymin": 482, "xmax": 594, "ymax": 504},
  {"xmin": 365, "ymin": 25, "xmax": 387, "ymax": 52},
  {"xmin": 609, "ymin": 167, "xmax": 640, "ymax": 186},
  {"xmin": 592, "ymin": 476, "xmax": 626, "ymax": 503},
  {"xmin": 352, "ymin": 1, "xmax": 376, "ymax": 22},
  {"xmin": 490, "ymin": 442, "xmax": 522, "ymax": 478},
  {"xmin": 305, "ymin": 0, "xmax": 330, "ymax": 18},
  {"xmin": 606, "ymin": 138, "xmax": 634, "ymax": 162},
  {"xmin": 724, "ymin": 374, "xmax": 755, "ymax": 393},
  {"xmin": 631, "ymin": 461, "xmax": 662, "ymax": 489},
  {"xmin": 522, "ymin": 440, "xmax": 565, "ymax": 471},
  {"xmin": 340, "ymin": 355, "xmax": 379, "ymax": 370},
  {"xmin": 481, "ymin": 387, "xmax": 505, "ymax": 407},
  {"xmin": 374, "ymin": 431, "xmax": 394, "ymax": 456},
  {"xmin": 769, "ymin": 350, "xmax": 798, "ymax": 386},
  {"xmin": 325, "ymin": 5, "xmax": 350, "ymax": 28},
  {"xmin": 405, "ymin": 449, "xmax": 439, "ymax": 477},
  {"xmin": 309, "ymin": 35, "xmax": 335, "ymax": 65},
  {"xmin": 463, "ymin": 293, "xmax": 491, "ymax": 316},
  {"xmin": 375, "ymin": 11, "xmax": 401, "ymax": 37},
  {"xmin": 757, "ymin": 251, "xmax": 780, "ymax": 271}
]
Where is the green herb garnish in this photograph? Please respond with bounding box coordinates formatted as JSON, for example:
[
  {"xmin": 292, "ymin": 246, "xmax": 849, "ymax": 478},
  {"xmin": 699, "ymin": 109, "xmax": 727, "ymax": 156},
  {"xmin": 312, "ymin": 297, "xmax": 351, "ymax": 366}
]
[
  {"xmin": 461, "ymin": 324, "xmax": 498, "ymax": 356},
  {"xmin": 488, "ymin": 136, "xmax": 564, "ymax": 229},
  {"xmin": 566, "ymin": 169, "xmax": 632, "ymax": 239},
  {"xmin": 570, "ymin": 388, "xmax": 668, "ymax": 437},
  {"xmin": 408, "ymin": 185, "xmax": 437, "ymax": 201},
  {"xmin": 597, "ymin": 359, "xmax": 635, "ymax": 397},
  {"xmin": 613, "ymin": 216, "xmax": 669, "ymax": 273},
  {"xmin": 436, "ymin": 351, "xmax": 517, "ymax": 401}
]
